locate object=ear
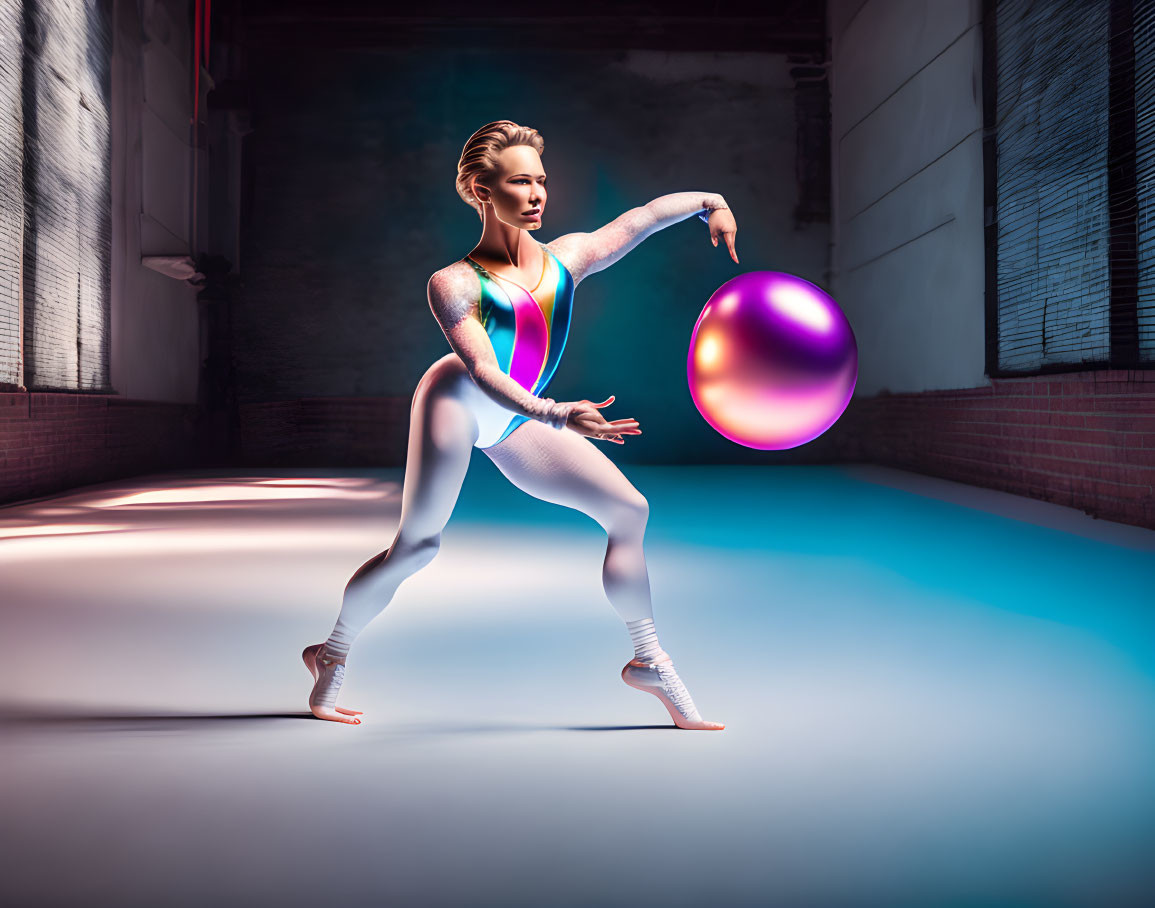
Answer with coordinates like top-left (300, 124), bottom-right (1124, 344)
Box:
top-left (471, 176), bottom-right (490, 204)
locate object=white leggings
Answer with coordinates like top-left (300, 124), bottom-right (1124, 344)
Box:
top-left (323, 353), bottom-right (654, 657)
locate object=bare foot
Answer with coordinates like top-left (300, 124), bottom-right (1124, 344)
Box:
top-left (302, 643), bottom-right (362, 724)
top-left (621, 657), bottom-right (725, 731)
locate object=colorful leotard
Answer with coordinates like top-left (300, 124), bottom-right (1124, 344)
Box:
top-left (463, 246), bottom-right (574, 448)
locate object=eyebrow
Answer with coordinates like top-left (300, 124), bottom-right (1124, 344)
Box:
top-left (509, 173), bottom-right (547, 178)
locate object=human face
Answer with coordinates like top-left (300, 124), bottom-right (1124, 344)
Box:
top-left (474, 145), bottom-right (547, 230)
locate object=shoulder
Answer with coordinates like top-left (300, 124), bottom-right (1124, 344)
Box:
top-left (541, 234), bottom-right (591, 285)
top-left (427, 260), bottom-right (481, 329)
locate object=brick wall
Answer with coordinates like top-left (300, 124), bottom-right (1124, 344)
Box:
top-left (237, 397), bottom-right (409, 467)
top-left (231, 370), bottom-right (1154, 530)
top-left (0, 391), bottom-right (201, 506)
top-left (832, 370), bottom-right (1155, 529)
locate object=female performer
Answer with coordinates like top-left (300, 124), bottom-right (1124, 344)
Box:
top-left (303, 120), bottom-right (738, 730)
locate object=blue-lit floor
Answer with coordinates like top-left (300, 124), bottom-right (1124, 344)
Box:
top-left (0, 461), bottom-right (1153, 907)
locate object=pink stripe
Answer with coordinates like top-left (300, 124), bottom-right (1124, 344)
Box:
top-left (507, 284), bottom-right (549, 390)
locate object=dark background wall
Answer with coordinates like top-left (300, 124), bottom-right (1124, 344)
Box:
top-left (235, 43), bottom-right (830, 464)
top-left (2, 0), bottom-right (1149, 530)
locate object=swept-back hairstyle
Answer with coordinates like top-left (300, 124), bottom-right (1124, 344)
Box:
top-left (456, 120), bottom-right (545, 221)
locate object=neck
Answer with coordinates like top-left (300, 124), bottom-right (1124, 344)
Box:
top-left (472, 208), bottom-right (539, 267)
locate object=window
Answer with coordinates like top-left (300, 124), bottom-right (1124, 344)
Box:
top-left (988, 0), bottom-right (1154, 373)
top-left (0, 0), bottom-right (112, 393)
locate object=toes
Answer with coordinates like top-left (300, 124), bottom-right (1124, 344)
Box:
top-left (673, 717), bottom-right (725, 730)
top-left (335, 707), bottom-right (364, 716)
top-left (311, 708), bottom-right (361, 725)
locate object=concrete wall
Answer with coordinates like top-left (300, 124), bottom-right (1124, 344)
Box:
top-left (829, 0), bottom-right (987, 396)
top-left (108, 0), bottom-right (200, 404)
top-left (825, 0), bottom-right (1155, 531)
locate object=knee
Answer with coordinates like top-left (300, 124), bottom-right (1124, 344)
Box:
top-left (355, 533), bottom-right (441, 589)
top-left (396, 533), bottom-right (442, 572)
top-left (607, 493), bottom-right (649, 537)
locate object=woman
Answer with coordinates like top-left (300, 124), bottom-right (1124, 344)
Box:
top-left (303, 120), bottom-right (739, 730)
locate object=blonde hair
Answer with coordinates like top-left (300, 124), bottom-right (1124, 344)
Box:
top-left (456, 120), bottom-right (545, 221)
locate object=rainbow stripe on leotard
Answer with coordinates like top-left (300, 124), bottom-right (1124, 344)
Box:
top-left (463, 247), bottom-right (574, 448)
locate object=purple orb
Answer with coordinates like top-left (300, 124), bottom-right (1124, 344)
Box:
top-left (687, 271), bottom-right (857, 450)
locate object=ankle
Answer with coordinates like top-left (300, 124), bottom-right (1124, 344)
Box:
top-left (319, 644), bottom-right (348, 665)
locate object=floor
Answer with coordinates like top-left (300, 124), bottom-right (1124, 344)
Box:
top-left (1, 461), bottom-right (1153, 907)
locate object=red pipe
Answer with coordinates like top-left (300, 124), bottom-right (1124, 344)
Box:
top-left (193, 0), bottom-right (202, 122)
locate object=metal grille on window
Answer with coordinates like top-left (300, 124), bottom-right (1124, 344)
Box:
top-left (1133, 0), bottom-right (1155, 359)
top-left (995, 0), bottom-right (1111, 371)
top-left (21, 0), bottom-right (112, 392)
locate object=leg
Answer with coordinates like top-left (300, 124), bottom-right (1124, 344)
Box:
top-left (305, 356), bottom-right (479, 723)
top-left (484, 419), bottom-right (653, 622)
top-left (482, 419), bottom-right (723, 730)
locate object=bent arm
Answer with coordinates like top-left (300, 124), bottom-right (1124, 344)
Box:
top-left (556, 191), bottom-right (729, 282)
top-left (427, 270), bottom-right (572, 428)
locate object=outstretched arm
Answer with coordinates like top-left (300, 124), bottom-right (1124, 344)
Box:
top-left (550, 191), bottom-right (737, 284)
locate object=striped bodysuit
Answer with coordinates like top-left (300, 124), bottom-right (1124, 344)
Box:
top-left (463, 246), bottom-right (575, 448)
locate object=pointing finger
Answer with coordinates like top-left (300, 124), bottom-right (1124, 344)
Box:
top-left (725, 232), bottom-right (739, 264)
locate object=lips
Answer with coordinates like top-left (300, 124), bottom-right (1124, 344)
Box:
top-left (524, 209), bottom-right (540, 216)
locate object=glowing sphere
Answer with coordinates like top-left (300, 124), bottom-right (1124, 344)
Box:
top-left (687, 271), bottom-right (857, 450)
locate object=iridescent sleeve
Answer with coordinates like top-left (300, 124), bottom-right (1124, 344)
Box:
top-left (646, 192), bottom-right (729, 228)
top-left (559, 192), bottom-right (730, 282)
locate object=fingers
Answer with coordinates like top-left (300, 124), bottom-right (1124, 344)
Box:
top-left (583, 422), bottom-right (638, 444)
top-left (593, 421), bottom-right (640, 444)
top-left (712, 230), bottom-right (738, 262)
top-left (573, 398), bottom-right (643, 444)
top-left (594, 417), bottom-right (639, 431)
top-left (725, 232), bottom-right (739, 264)
top-left (591, 422), bottom-right (637, 436)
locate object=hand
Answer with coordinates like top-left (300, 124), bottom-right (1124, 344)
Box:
top-left (707, 208), bottom-right (739, 264)
top-left (564, 395), bottom-right (642, 445)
